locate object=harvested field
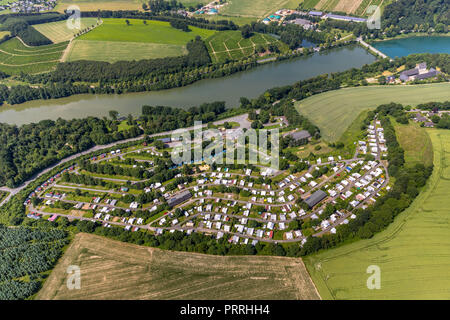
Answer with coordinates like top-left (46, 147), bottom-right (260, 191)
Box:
top-left (36, 233), bottom-right (321, 300)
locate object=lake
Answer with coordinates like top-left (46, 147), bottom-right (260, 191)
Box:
top-left (0, 45), bottom-right (376, 125)
top-left (373, 36), bottom-right (450, 58)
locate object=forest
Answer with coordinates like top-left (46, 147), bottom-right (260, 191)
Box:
top-left (34, 37), bottom-right (211, 83)
top-left (382, 0), bottom-right (449, 31)
top-left (0, 225), bottom-right (68, 300)
top-left (1, 18), bottom-right (52, 46)
top-left (0, 117), bottom-right (142, 187)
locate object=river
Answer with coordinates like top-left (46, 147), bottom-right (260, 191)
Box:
top-left (0, 45), bottom-right (376, 125)
top-left (372, 36), bottom-right (450, 58)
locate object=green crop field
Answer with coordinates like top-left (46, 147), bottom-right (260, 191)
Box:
top-left (304, 128), bottom-right (450, 299)
top-left (64, 18), bottom-right (216, 62)
top-left (36, 233), bottom-right (321, 300)
top-left (206, 30), bottom-right (287, 63)
top-left (393, 120), bottom-right (433, 167)
top-left (0, 38), bottom-right (67, 74)
top-left (220, 0), bottom-right (297, 18)
top-left (32, 18), bottom-right (100, 43)
top-left (295, 83), bottom-right (450, 142)
top-left (78, 18), bottom-right (216, 44)
top-left (65, 40), bottom-right (188, 62)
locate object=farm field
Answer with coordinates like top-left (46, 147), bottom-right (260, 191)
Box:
top-left (78, 18), bottom-right (216, 44)
top-left (304, 129), bottom-right (450, 299)
top-left (36, 233), bottom-right (321, 300)
top-left (295, 83), bottom-right (450, 142)
top-left (64, 18), bottom-right (216, 62)
top-left (393, 120), bottom-right (433, 167)
top-left (219, 0), bottom-right (298, 18)
top-left (32, 18), bottom-right (100, 43)
top-left (302, 0), bottom-right (392, 16)
top-left (65, 40), bottom-right (187, 62)
top-left (55, 0), bottom-right (143, 12)
top-left (206, 30), bottom-right (287, 63)
top-left (0, 38), bottom-right (67, 74)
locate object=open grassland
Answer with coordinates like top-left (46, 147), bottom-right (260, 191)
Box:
top-left (220, 0), bottom-right (296, 18)
top-left (66, 40), bottom-right (187, 62)
top-left (78, 18), bottom-right (216, 44)
top-left (36, 233), bottom-right (321, 300)
top-left (304, 129), bottom-right (450, 299)
top-left (32, 18), bottom-right (100, 43)
top-left (65, 18), bottom-right (216, 62)
top-left (295, 83), bottom-right (450, 142)
top-left (56, 0), bottom-right (143, 12)
top-left (206, 30), bottom-right (286, 63)
top-left (393, 120), bottom-right (433, 167)
top-left (0, 38), bottom-right (67, 74)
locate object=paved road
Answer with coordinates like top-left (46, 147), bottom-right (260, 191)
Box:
top-left (0, 113), bottom-right (253, 206)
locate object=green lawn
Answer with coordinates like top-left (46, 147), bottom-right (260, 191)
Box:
top-left (0, 38), bottom-right (67, 74)
top-left (32, 18), bottom-right (100, 43)
top-left (304, 129), bottom-right (450, 300)
top-left (393, 119), bottom-right (433, 167)
top-left (295, 83), bottom-right (450, 142)
top-left (78, 18), bottom-right (217, 45)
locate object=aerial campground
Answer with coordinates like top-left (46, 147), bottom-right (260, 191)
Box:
top-left (0, 0), bottom-right (448, 307)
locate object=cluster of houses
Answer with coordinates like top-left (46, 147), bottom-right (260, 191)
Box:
top-left (412, 110), bottom-right (438, 127)
top-left (191, 1), bottom-right (225, 16)
top-left (358, 120), bottom-right (388, 157)
top-left (2, 0), bottom-right (56, 13)
top-left (24, 165), bottom-right (75, 207)
top-left (399, 62), bottom-right (440, 82)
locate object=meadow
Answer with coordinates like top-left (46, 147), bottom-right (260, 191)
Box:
top-left (295, 83), bottom-right (450, 142)
top-left (64, 18), bottom-right (216, 62)
top-left (220, 0), bottom-right (299, 18)
top-left (32, 18), bottom-right (100, 43)
top-left (78, 18), bottom-right (216, 44)
top-left (36, 233), bottom-right (321, 300)
top-left (0, 38), bottom-right (67, 74)
top-left (206, 30), bottom-right (286, 63)
top-left (66, 40), bottom-right (187, 62)
top-left (304, 128), bottom-right (450, 299)
top-left (393, 119), bottom-right (433, 167)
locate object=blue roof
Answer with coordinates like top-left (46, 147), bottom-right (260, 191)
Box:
top-left (326, 14), bottom-right (366, 22)
top-left (309, 11), bottom-right (323, 16)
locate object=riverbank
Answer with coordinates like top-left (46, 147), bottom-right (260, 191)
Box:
top-left (371, 35), bottom-right (450, 58)
top-left (368, 32), bottom-right (450, 44)
top-left (0, 45), bottom-right (376, 125)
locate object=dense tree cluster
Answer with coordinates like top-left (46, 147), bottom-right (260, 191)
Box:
top-left (0, 18), bottom-right (52, 46)
top-left (141, 101), bottom-right (226, 133)
top-left (146, 0), bottom-right (185, 13)
top-left (382, 0), bottom-right (449, 31)
top-left (299, 106), bottom-right (433, 255)
top-left (39, 37), bottom-right (211, 83)
top-left (170, 19), bottom-right (190, 32)
top-left (0, 225), bottom-right (68, 300)
top-left (0, 117), bottom-right (142, 187)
